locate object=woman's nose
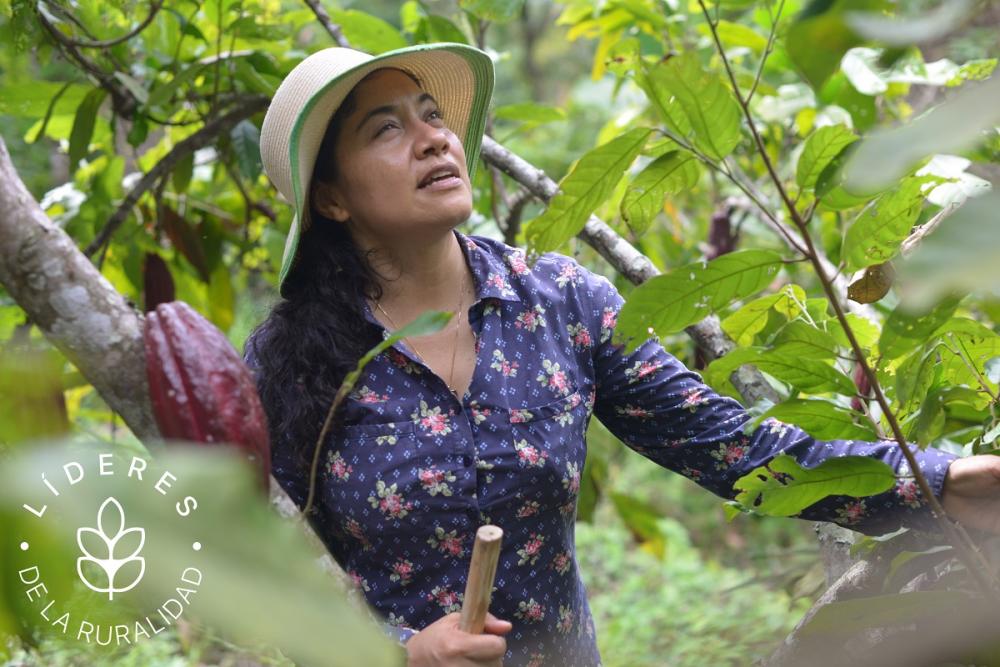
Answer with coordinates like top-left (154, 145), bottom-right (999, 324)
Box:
top-left (414, 121), bottom-right (450, 157)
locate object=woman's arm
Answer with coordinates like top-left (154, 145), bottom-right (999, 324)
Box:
top-left (581, 266), bottom-right (957, 536)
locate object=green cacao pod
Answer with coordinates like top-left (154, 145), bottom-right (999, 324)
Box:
top-left (144, 301), bottom-right (270, 492)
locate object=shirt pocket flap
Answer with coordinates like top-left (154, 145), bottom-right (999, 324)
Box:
top-left (339, 420), bottom-right (417, 440)
top-left (509, 390), bottom-right (584, 424)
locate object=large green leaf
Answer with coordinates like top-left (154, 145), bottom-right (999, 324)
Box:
top-left (878, 296), bottom-right (962, 361)
top-left (758, 399), bottom-right (879, 440)
top-left (734, 454), bottom-right (895, 516)
top-left (638, 53), bottom-right (742, 161)
top-left (328, 9), bottom-right (407, 54)
top-left (620, 151), bottom-right (699, 234)
top-left (722, 284), bottom-right (806, 347)
top-left (0, 81), bottom-right (91, 118)
top-left (616, 250), bottom-right (785, 352)
top-left (68, 88), bottom-right (107, 168)
top-left (771, 321), bottom-right (840, 360)
top-left (796, 124), bottom-right (857, 191)
top-left (842, 176), bottom-right (929, 272)
top-left (754, 350), bottom-right (857, 395)
top-left (525, 127), bottom-right (652, 255)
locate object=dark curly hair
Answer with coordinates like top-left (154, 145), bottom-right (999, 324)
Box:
top-left (245, 67), bottom-right (423, 479)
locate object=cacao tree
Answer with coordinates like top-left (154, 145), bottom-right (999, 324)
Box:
top-left (1, 0), bottom-right (999, 664)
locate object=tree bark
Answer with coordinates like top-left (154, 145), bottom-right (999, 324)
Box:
top-left (0, 137), bottom-right (157, 439)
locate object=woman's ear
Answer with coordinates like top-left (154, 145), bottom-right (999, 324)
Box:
top-left (311, 180), bottom-right (351, 223)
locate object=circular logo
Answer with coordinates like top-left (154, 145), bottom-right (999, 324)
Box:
top-left (11, 445), bottom-right (205, 648)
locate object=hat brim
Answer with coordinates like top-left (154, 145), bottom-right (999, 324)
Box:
top-left (273, 43), bottom-right (494, 292)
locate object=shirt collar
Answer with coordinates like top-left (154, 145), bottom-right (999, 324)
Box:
top-left (361, 229), bottom-right (522, 331)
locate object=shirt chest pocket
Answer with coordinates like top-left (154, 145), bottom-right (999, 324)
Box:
top-left (322, 418), bottom-right (470, 536)
top-left (501, 388), bottom-right (590, 506)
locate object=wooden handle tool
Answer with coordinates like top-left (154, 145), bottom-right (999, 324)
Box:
top-left (458, 524), bottom-right (503, 633)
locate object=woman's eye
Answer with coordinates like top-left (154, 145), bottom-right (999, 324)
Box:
top-left (375, 121), bottom-right (397, 137)
top-left (428, 109), bottom-right (444, 122)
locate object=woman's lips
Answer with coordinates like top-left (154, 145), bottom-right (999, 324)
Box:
top-left (419, 175), bottom-right (463, 192)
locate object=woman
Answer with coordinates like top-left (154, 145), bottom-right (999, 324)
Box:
top-left (245, 43), bottom-right (1000, 667)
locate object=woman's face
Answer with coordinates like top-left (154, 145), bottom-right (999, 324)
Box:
top-left (312, 68), bottom-right (474, 241)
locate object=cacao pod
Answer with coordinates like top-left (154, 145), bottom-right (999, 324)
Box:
top-left (144, 301), bottom-right (270, 491)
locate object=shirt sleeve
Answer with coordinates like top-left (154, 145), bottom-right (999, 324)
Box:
top-left (583, 267), bottom-right (957, 536)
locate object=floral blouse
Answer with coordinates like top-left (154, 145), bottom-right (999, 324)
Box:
top-left (245, 229), bottom-right (955, 667)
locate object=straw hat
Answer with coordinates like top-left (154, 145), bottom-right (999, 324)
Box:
top-left (259, 43), bottom-right (495, 293)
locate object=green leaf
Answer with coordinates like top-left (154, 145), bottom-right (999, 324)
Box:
top-left (722, 284), bottom-right (807, 347)
top-left (703, 347), bottom-right (767, 399)
top-left (772, 321), bottom-right (840, 360)
top-left (418, 15), bottom-right (468, 44)
top-left (620, 151), bottom-right (699, 234)
top-left (754, 351), bottom-right (857, 395)
top-left (895, 343), bottom-right (941, 412)
top-left (938, 329), bottom-right (1000, 396)
top-left (231, 119), bottom-right (262, 182)
top-left (842, 176), bottom-right (928, 273)
top-left (616, 250), bottom-right (785, 351)
top-left (878, 295), bottom-right (962, 361)
top-left (758, 399), bottom-right (879, 440)
top-left (796, 124), bottom-right (857, 191)
top-left (68, 88), bottom-right (107, 168)
top-left (113, 72), bottom-right (149, 106)
top-left (638, 53), bottom-right (743, 161)
top-left (329, 9), bottom-right (407, 54)
top-left (830, 313), bottom-right (880, 351)
top-left (146, 64), bottom-right (207, 110)
top-left (459, 0), bottom-right (525, 23)
top-left (734, 454), bottom-right (895, 517)
top-left (26, 80), bottom-right (72, 144)
top-left (786, 0), bottom-right (888, 91)
top-left (525, 127), bottom-right (652, 255)
top-left (696, 20), bottom-right (768, 53)
top-left (0, 81), bottom-right (90, 117)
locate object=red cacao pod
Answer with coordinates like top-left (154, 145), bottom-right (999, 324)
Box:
top-left (144, 301), bottom-right (270, 492)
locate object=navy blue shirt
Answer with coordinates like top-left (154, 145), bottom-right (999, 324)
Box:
top-left (246, 230), bottom-right (955, 667)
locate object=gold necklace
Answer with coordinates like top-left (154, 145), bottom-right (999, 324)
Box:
top-left (373, 275), bottom-right (470, 398)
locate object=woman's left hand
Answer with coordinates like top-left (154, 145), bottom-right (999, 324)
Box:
top-left (940, 455), bottom-right (1000, 534)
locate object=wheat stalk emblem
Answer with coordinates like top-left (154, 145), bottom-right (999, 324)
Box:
top-left (76, 496), bottom-right (146, 600)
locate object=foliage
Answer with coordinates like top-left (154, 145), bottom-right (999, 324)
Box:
top-left (576, 505), bottom-right (812, 667)
top-left (2, 0), bottom-right (1000, 663)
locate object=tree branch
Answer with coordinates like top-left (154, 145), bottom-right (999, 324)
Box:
top-left (303, 0), bottom-right (351, 48)
top-left (0, 137), bottom-right (156, 438)
top-left (697, 0), bottom-right (998, 593)
top-left (42, 0), bottom-right (166, 49)
top-left (84, 97), bottom-right (269, 257)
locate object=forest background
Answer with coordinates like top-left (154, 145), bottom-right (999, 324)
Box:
top-left (0, 0), bottom-right (999, 665)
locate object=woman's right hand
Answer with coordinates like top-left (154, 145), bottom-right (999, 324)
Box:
top-left (405, 612), bottom-right (511, 667)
